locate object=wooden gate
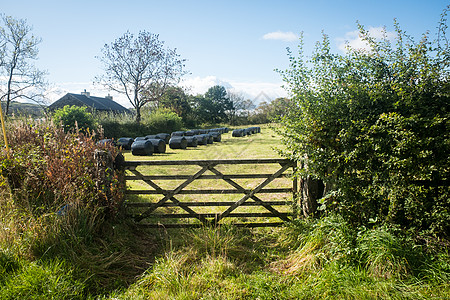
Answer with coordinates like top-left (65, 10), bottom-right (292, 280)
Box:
top-left (123, 158), bottom-right (298, 228)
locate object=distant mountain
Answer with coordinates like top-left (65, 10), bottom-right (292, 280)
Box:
top-left (2, 101), bottom-right (46, 117)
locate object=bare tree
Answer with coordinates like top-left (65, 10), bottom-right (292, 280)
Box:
top-left (0, 15), bottom-right (48, 116)
top-left (96, 31), bottom-right (187, 123)
top-left (227, 91), bottom-right (256, 124)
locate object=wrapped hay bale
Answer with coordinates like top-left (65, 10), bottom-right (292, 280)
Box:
top-left (210, 132), bottom-right (221, 142)
top-left (171, 131), bottom-right (185, 137)
top-left (232, 129), bottom-right (245, 137)
top-left (185, 136), bottom-right (198, 147)
top-left (205, 134), bottom-right (214, 144)
top-left (156, 133), bottom-right (170, 143)
top-left (117, 137), bottom-right (134, 150)
top-left (98, 139), bottom-right (116, 146)
top-left (195, 135), bottom-right (208, 145)
top-left (131, 140), bottom-right (154, 156)
top-left (147, 138), bottom-right (166, 153)
top-left (169, 136), bottom-right (188, 149)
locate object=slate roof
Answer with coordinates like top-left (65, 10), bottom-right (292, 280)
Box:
top-left (49, 93), bottom-right (130, 113)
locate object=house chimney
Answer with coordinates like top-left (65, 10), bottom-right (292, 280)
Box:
top-left (105, 94), bottom-right (113, 100)
top-left (81, 89), bottom-right (90, 97)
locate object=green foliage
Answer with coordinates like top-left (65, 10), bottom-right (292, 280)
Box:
top-left (191, 85), bottom-right (234, 124)
top-left (249, 98), bottom-right (292, 124)
top-left (95, 108), bottom-right (183, 139)
top-left (52, 105), bottom-right (95, 132)
top-left (277, 16), bottom-right (450, 236)
top-left (108, 217), bottom-right (450, 299)
top-left (0, 118), bottom-right (122, 216)
top-left (141, 107), bottom-right (183, 133)
top-left (159, 86), bottom-right (193, 123)
top-left (0, 259), bottom-right (86, 300)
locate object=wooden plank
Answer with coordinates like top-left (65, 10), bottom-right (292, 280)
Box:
top-left (135, 212), bottom-right (293, 218)
top-left (125, 173), bottom-right (292, 180)
top-left (136, 222), bottom-right (286, 228)
top-left (123, 158), bottom-right (292, 167)
top-left (126, 201), bottom-right (293, 207)
top-left (125, 188), bottom-right (292, 195)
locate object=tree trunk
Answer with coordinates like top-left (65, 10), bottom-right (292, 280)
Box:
top-left (135, 106), bottom-right (141, 124)
top-left (300, 176), bottom-right (324, 217)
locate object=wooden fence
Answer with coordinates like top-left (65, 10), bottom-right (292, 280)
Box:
top-left (123, 158), bottom-right (298, 228)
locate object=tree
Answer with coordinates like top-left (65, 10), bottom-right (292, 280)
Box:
top-left (96, 31), bottom-right (186, 123)
top-left (159, 86), bottom-right (192, 121)
top-left (227, 92), bottom-right (256, 125)
top-left (204, 85), bottom-right (233, 123)
top-left (0, 14), bottom-right (48, 116)
top-left (249, 98), bottom-right (291, 124)
top-left (277, 14), bottom-right (450, 236)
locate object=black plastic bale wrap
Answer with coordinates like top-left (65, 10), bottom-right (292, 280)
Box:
top-left (205, 134), bottom-right (214, 144)
top-left (211, 132), bottom-right (222, 142)
top-left (145, 134), bottom-right (158, 140)
top-left (232, 129), bottom-right (244, 137)
top-left (117, 137), bottom-right (134, 150)
top-left (184, 130), bottom-right (195, 136)
top-left (98, 139), bottom-right (116, 146)
top-left (185, 136), bottom-right (198, 147)
top-left (156, 133), bottom-right (170, 143)
top-left (195, 134), bottom-right (208, 145)
top-left (134, 136), bottom-right (147, 141)
top-left (171, 131), bottom-right (185, 137)
top-left (131, 140), bottom-right (154, 156)
top-left (169, 136), bottom-right (188, 149)
top-left (147, 139), bottom-right (166, 153)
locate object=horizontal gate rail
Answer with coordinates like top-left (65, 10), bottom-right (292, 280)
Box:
top-left (123, 158), bottom-right (298, 228)
top-left (126, 200), bottom-right (292, 207)
top-left (126, 188), bottom-right (292, 195)
top-left (124, 158), bottom-right (290, 167)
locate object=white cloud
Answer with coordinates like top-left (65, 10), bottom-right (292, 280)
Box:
top-left (263, 31), bottom-right (298, 42)
top-left (180, 76), bottom-right (232, 95)
top-left (45, 76), bottom-right (287, 109)
top-left (337, 27), bottom-right (396, 52)
top-left (180, 76), bottom-right (287, 104)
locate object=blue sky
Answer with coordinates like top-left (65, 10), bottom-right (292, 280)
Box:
top-left (1, 0), bottom-right (449, 107)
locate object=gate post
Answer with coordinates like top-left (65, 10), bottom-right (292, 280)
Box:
top-left (292, 160), bottom-right (300, 217)
top-left (94, 150), bottom-right (114, 205)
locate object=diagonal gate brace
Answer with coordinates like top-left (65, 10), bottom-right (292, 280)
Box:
top-left (131, 164), bottom-right (215, 225)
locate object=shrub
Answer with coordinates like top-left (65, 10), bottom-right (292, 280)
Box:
top-left (95, 108), bottom-right (183, 139)
top-left (52, 105), bottom-right (96, 133)
top-left (141, 107), bottom-right (183, 133)
top-left (1, 118), bottom-right (123, 217)
top-left (277, 14), bottom-right (450, 237)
